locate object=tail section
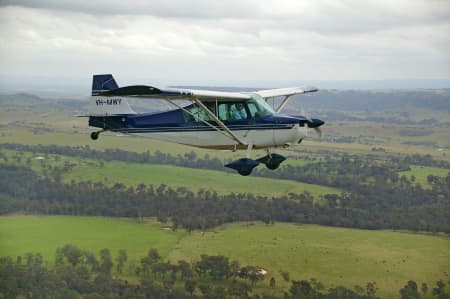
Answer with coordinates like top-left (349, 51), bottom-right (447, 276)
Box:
top-left (92, 74), bottom-right (119, 96)
top-left (89, 74), bottom-right (136, 116)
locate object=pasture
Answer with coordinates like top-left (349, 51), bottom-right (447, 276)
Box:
top-left (169, 222), bottom-right (450, 298)
top-left (1, 216), bottom-right (448, 299)
top-left (0, 149), bottom-right (340, 197)
top-left (0, 215), bottom-right (185, 264)
top-left (399, 165), bottom-right (449, 188)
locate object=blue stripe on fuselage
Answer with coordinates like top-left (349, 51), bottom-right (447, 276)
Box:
top-left (112, 124), bottom-right (295, 134)
top-left (89, 107), bottom-right (303, 132)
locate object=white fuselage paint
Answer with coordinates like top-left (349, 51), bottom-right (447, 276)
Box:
top-left (128, 125), bottom-right (307, 150)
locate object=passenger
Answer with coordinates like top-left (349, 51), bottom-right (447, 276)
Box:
top-left (232, 103), bottom-right (247, 120)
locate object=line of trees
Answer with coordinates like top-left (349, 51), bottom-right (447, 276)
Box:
top-left (2, 244), bottom-right (448, 299)
top-left (1, 143), bottom-right (449, 178)
top-left (0, 163), bottom-right (449, 232)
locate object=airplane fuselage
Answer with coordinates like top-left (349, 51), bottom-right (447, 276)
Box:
top-left (89, 107), bottom-right (313, 150)
top-left (87, 74), bottom-right (324, 175)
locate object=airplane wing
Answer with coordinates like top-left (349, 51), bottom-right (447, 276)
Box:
top-left (98, 84), bottom-right (317, 101)
top-left (97, 85), bottom-right (251, 145)
top-left (98, 85), bottom-right (251, 100)
top-left (255, 86), bottom-right (318, 99)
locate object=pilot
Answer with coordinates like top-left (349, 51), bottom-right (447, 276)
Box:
top-left (232, 104), bottom-right (247, 120)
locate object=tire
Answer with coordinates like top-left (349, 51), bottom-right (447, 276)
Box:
top-left (90, 132), bottom-right (99, 140)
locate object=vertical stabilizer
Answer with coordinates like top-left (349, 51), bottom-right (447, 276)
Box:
top-left (92, 74), bottom-right (119, 96)
top-left (89, 74), bottom-right (136, 115)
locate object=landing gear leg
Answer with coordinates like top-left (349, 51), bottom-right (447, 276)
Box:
top-left (246, 143), bottom-right (253, 158)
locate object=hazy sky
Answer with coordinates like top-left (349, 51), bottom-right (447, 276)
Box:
top-left (0, 0), bottom-right (449, 86)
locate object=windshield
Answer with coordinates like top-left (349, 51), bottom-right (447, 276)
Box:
top-left (246, 93), bottom-right (275, 118)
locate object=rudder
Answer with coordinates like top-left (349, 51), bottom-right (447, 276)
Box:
top-left (89, 74), bottom-right (136, 116)
top-left (92, 74), bottom-right (119, 96)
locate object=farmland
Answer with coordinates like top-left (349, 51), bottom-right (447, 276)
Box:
top-left (0, 148), bottom-right (339, 197)
top-left (0, 91), bottom-right (449, 298)
top-left (1, 215), bottom-right (449, 298)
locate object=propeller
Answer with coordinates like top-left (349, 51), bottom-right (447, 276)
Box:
top-left (314, 126), bottom-right (323, 137)
top-left (301, 105), bottom-right (323, 137)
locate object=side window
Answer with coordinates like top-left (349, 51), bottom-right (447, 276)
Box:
top-left (218, 103), bottom-right (230, 121)
top-left (231, 103), bottom-right (247, 120)
top-left (247, 102), bottom-right (261, 119)
top-left (218, 103), bottom-right (248, 121)
top-left (183, 103), bottom-right (215, 123)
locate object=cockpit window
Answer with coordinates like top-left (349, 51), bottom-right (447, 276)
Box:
top-left (246, 94), bottom-right (275, 118)
top-left (218, 103), bottom-right (248, 121)
top-left (182, 96), bottom-right (274, 123)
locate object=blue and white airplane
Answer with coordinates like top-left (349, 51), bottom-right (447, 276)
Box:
top-left (87, 74), bottom-right (324, 175)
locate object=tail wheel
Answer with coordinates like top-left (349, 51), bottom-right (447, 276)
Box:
top-left (90, 132), bottom-right (99, 140)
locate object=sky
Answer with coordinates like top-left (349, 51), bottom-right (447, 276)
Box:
top-left (0, 0), bottom-right (449, 91)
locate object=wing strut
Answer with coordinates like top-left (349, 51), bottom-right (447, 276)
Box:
top-left (274, 95), bottom-right (292, 113)
top-left (192, 98), bottom-right (247, 146)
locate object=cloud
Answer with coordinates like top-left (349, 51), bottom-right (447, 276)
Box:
top-left (0, 0), bottom-right (449, 83)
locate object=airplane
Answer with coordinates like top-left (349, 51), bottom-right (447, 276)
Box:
top-left (86, 74), bottom-right (324, 176)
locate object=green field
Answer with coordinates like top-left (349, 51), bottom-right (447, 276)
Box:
top-left (1, 96), bottom-right (450, 298)
top-left (0, 215), bottom-right (185, 263)
top-left (399, 165), bottom-right (449, 188)
top-left (169, 222), bottom-right (450, 298)
top-left (0, 148), bottom-right (340, 197)
top-left (67, 160), bottom-right (339, 197)
top-left (1, 216), bottom-right (448, 298)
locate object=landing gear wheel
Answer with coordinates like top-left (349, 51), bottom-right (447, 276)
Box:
top-left (225, 158), bottom-right (259, 176)
top-left (266, 159), bottom-right (281, 170)
top-left (256, 153), bottom-right (286, 170)
top-left (238, 169), bottom-right (252, 176)
top-left (90, 132), bottom-right (99, 140)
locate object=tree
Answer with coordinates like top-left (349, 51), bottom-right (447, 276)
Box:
top-left (148, 248), bottom-right (161, 264)
top-left (354, 285), bottom-right (365, 295)
top-left (228, 280), bottom-right (252, 299)
top-left (116, 249), bottom-right (127, 274)
top-left (195, 255), bottom-right (230, 280)
top-left (178, 260), bottom-right (193, 279)
top-left (55, 248), bottom-right (64, 266)
top-left (366, 281), bottom-right (378, 298)
top-left (280, 271), bottom-right (290, 282)
top-left (83, 251), bottom-right (99, 272)
top-left (432, 280), bottom-right (450, 299)
top-left (61, 244), bottom-right (83, 267)
top-left (400, 280), bottom-right (419, 299)
top-left (230, 260), bottom-right (240, 277)
top-left (239, 266), bottom-right (264, 285)
top-left (310, 278), bottom-right (324, 291)
top-left (270, 277), bottom-right (276, 288)
top-left (290, 280), bottom-right (317, 299)
top-left (99, 248), bottom-right (113, 275)
top-left (421, 283), bottom-right (428, 296)
top-left (141, 248), bottom-right (161, 276)
top-left (185, 279), bottom-right (196, 296)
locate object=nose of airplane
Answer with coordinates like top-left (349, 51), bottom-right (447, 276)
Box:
top-left (307, 118), bottom-right (324, 128)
